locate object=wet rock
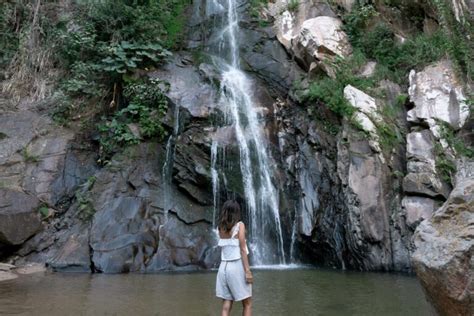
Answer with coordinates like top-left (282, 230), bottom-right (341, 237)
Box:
top-left (408, 60), bottom-right (469, 130)
top-left (0, 189), bottom-right (42, 246)
top-left (412, 177), bottom-right (474, 316)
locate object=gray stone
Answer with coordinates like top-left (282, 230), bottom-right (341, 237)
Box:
top-left (146, 215), bottom-right (218, 271)
top-left (412, 178), bottom-right (474, 316)
top-left (47, 225), bottom-right (91, 272)
top-left (408, 60), bottom-right (469, 130)
top-left (401, 196), bottom-right (436, 228)
top-left (403, 172), bottom-right (451, 199)
top-left (90, 196), bottom-right (158, 273)
top-left (0, 189), bottom-right (42, 245)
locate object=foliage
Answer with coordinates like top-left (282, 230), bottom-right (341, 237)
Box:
top-left (343, 3), bottom-right (451, 84)
top-left (97, 78), bottom-right (168, 162)
top-left (303, 51), bottom-right (372, 118)
top-left (21, 147), bottom-right (40, 163)
top-left (434, 143), bottom-right (457, 184)
top-left (249, 0), bottom-right (268, 18)
top-left (430, 0), bottom-right (474, 82)
top-left (61, 61), bottom-right (106, 97)
top-left (76, 176), bottom-right (96, 221)
top-left (438, 121), bottom-right (474, 158)
top-left (38, 205), bottom-right (49, 218)
top-left (287, 0), bottom-right (299, 12)
top-left (100, 41), bottom-right (171, 76)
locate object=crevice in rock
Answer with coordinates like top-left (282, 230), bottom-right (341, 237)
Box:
top-left (168, 209), bottom-right (211, 225)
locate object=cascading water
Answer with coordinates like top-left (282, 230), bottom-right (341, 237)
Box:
top-left (162, 105), bottom-right (180, 221)
top-left (209, 0), bottom-right (286, 265)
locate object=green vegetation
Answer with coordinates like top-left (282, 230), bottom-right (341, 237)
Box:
top-left (21, 147), bottom-right (40, 163)
top-left (287, 0), bottom-right (299, 12)
top-left (38, 205), bottom-right (50, 219)
top-left (304, 0), bottom-right (472, 156)
top-left (1, 0), bottom-right (189, 159)
top-left (343, 3), bottom-right (450, 84)
top-left (438, 121), bottom-right (474, 158)
top-left (434, 143), bottom-right (457, 184)
top-left (430, 0), bottom-right (474, 82)
top-left (76, 176), bottom-right (96, 221)
top-left (303, 51), bottom-right (370, 118)
top-left (97, 78), bottom-right (169, 163)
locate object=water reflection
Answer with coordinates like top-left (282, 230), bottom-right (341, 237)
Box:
top-left (0, 269), bottom-right (432, 315)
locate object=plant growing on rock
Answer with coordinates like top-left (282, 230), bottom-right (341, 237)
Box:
top-left (21, 147), bottom-right (40, 163)
top-left (97, 78), bottom-right (169, 163)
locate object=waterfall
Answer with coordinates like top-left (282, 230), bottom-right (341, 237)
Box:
top-left (210, 0), bottom-right (286, 265)
top-left (211, 139), bottom-right (219, 228)
top-left (289, 210), bottom-right (298, 262)
top-left (162, 105), bottom-right (180, 221)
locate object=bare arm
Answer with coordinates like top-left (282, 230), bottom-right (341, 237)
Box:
top-left (238, 222), bottom-right (253, 283)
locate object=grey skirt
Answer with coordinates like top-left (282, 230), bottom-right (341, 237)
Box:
top-left (216, 259), bottom-right (252, 301)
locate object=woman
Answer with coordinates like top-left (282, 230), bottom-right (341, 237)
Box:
top-left (216, 200), bottom-right (253, 316)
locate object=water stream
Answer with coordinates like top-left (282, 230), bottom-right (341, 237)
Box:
top-left (209, 0), bottom-right (286, 266)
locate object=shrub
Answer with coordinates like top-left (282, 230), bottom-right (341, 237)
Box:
top-left (97, 78), bottom-right (169, 162)
top-left (303, 51), bottom-right (372, 118)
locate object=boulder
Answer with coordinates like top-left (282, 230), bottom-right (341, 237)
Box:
top-left (150, 55), bottom-right (218, 118)
top-left (293, 16), bottom-right (352, 71)
top-left (47, 225), bottom-right (91, 272)
top-left (406, 130), bottom-right (436, 172)
top-left (403, 172), bottom-right (451, 199)
top-left (146, 215), bottom-right (218, 271)
top-left (412, 178), bottom-right (474, 316)
top-left (269, 0), bottom-right (336, 51)
top-left (90, 196), bottom-right (158, 273)
top-left (0, 189), bottom-right (42, 246)
top-left (408, 60), bottom-right (469, 130)
top-left (343, 85), bottom-right (383, 155)
top-left (401, 196), bottom-right (437, 229)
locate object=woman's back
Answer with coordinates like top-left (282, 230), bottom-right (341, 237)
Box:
top-left (218, 221), bottom-right (243, 261)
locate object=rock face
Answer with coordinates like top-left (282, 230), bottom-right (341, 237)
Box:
top-left (412, 175), bottom-right (474, 316)
top-left (408, 60), bottom-right (469, 130)
top-left (0, 189), bottom-right (41, 245)
top-left (268, 1), bottom-right (350, 74)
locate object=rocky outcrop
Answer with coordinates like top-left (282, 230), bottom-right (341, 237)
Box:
top-left (268, 1), bottom-right (351, 75)
top-left (408, 60), bottom-right (469, 131)
top-left (412, 172), bottom-right (474, 316)
top-left (0, 189), bottom-right (41, 245)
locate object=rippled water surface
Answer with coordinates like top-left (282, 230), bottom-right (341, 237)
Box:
top-left (0, 268), bottom-right (432, 315)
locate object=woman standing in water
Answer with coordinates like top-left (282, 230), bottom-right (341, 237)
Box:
top-left (216, 200), bottom-right (253, 316)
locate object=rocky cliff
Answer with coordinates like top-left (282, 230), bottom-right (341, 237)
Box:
top-left (0, 4), bottom-right (472, 312)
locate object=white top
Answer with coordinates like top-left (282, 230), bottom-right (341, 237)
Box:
top-left (218, 221), bottom-right (249, 261)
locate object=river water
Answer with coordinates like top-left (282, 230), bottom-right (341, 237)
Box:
top-left (0, 268), bottom-right (432, 315)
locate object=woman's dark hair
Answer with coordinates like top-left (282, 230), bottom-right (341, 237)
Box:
top-left (218, 200), bottom-right (241, 233)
